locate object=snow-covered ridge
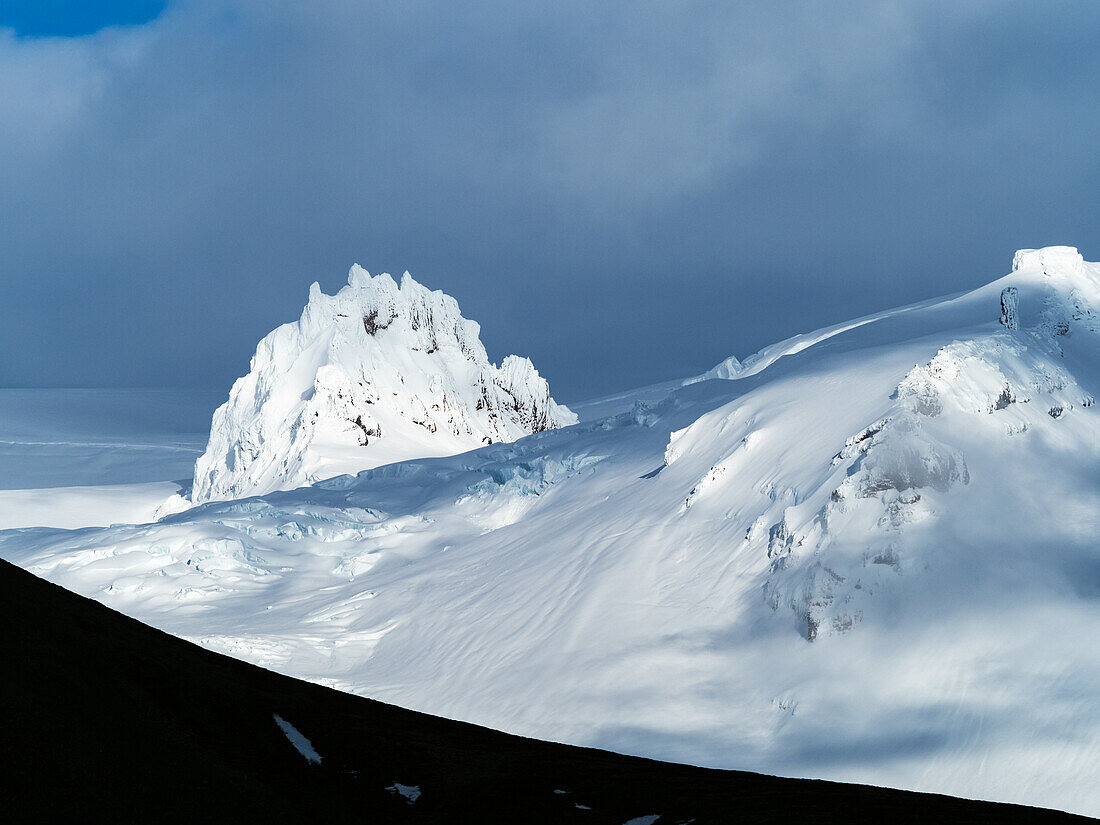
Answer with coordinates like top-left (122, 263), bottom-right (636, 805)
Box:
top-left (690, 246), bottom-right (1079, 387)
top-left (690, 245), bottom-right (1095, 387)
top-left (191, 267), bottom-right (575, 503)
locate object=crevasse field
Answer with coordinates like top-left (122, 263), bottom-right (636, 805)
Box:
top-left (3, 247), bottom-right (1099, 817)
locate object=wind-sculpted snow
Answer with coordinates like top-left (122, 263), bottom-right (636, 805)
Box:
top-left (3, 248), bottom-right (1100, 816)
top-left (191, 267), bottom-right (575, 503)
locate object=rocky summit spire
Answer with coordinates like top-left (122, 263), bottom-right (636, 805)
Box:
top-left (191, 267), bottom-right (575, 502)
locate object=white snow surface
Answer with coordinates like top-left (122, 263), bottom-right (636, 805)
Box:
top-left (3, 248), bottom-right (1100, 816)
top-left (0, 389), bottom-right (219, 529)
top-left (273, 714), bottom-right (322, 764)
top-left (191, 267), bottom-right (575, 503)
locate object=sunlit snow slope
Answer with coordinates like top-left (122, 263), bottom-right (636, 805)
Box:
top-left (3, 247), bottom-right (1099, 817)
top-left (191, 267), bottom-right (575, 503)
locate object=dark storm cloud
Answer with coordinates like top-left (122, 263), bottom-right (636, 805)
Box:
top-left (1, 1), bottom-right (1098, 400)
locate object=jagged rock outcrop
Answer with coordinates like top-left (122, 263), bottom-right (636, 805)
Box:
top-left (1000, 286), bottom-right (1019, 329)
top-left (191, 267), bottom-right (575, 502)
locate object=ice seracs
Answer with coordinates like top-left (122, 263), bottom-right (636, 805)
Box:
top-left (1011, 244), bottom-right (1084, 275)
top-left (191, 266), bottom-right (575, 503)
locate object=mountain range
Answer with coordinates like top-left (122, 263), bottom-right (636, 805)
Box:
top-left (3, 246), bottom-right (1098, 817)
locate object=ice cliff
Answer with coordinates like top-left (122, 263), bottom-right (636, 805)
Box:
top-left (191, 267), bottom-right (575, 502)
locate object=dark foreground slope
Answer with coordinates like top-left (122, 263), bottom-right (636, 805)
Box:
top-left (0, 560), bottom-right (1088, 824)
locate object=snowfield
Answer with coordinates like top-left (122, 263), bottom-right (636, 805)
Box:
top-left (0, 389), bottom-right (220, 529)
top-left (2, 247), bottom-right (1099, 817)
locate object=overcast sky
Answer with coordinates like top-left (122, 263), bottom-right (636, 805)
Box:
top-left (1, 1), bottom-right (1098, 401)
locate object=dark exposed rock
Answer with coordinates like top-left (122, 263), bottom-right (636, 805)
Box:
top-left (1000, 286), bottom-right (1019, 330)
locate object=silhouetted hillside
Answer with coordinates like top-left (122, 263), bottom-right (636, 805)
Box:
top-left (0, 559), bottom-right (1088, 824)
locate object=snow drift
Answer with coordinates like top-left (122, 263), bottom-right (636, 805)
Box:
top-left (3, 247), bottom-right (1100, 817)
top-left (191, 267), bottom-right (575, 503)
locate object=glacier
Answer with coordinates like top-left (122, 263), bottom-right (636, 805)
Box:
top-left (191, 266), bottom-right (575, 503)
top-left (0, 388), bottom-right (220, 529)
top-left (2, 247), bottom-right (1099, 816)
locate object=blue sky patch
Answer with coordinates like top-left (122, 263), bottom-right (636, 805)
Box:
top-left (0, 0), bottom-right (166, 37)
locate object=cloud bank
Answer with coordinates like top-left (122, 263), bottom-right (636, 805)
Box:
top-left (1, 1), bottom-right (1098, 399)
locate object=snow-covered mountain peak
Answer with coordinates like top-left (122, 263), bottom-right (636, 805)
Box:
top-left (1011, 245), bottom-right (1085, 276)
top-left (190, 267), bottom-right (576, 503)
top-left (296, 266), bottom-right (484, 358)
